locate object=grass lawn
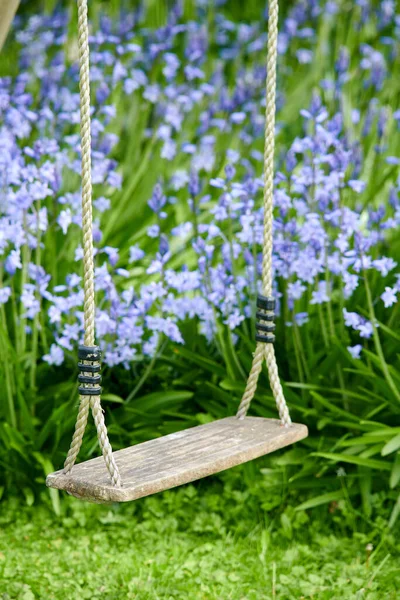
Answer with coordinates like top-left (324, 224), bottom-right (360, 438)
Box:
top-left (1, 472), bottom-right (399, 599)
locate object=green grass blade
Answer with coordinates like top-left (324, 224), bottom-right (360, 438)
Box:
top-left (312, 452), bottom-right (392, 471)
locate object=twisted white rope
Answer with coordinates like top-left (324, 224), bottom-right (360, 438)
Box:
top-left (63, 0), bottom-right (121, 486)
top-left (237, 0), bottom-right (291, 426)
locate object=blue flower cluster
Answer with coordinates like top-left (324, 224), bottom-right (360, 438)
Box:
top-left (0, 1), bottom-right (399, 369)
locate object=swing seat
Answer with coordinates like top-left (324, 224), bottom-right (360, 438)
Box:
top-left (46, 417), bottom-right (307, 503)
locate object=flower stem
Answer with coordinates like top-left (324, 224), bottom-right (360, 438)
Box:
top-left (318, 304), bottom-right (329, 349)
top-left (0, 305), bottom-right (16, 428)
top-left (30, 200), bottom-right (42, 397)
top-left (125, 337), bottom-right (166, 404)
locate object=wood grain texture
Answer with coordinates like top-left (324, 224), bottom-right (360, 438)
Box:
top-left (46, 417), bottom-right (308, 503)
top-left (0, 0), bottom-right (20, 52)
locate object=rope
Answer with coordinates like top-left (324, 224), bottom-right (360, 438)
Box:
top-left (236, 0), bottom-right (291, 426)
top-left (63, 0), bottom-right (121, 486)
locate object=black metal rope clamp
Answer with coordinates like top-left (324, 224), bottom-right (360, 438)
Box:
top-left (78, 345), bottom-right (102, 396)
top-left (255, 295), bottom-right (276, 344)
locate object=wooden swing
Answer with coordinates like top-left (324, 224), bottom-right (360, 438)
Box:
top-left (46, 0), bottom-right (308, 503)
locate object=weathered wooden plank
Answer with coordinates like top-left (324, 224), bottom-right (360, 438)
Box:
top-left (0, 0), bottom-right (20, 52)
top-left (46, 417), bottom-right (308, 503)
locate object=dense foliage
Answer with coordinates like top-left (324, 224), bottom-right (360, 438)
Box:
top-left (0, 0), bottom-right (399, 528)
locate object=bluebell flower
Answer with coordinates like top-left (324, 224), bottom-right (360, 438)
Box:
top-left (336, 47), bottom-right (349, 74)
top-left (378, 0), bottom-right (395, 27)
top-left (381, 286), bottom-right (397, 307)
top-left (181, 142), bottom-right (196, 154)
top-left (351, 110), bottom-right (361, 124)
top-left (94, 197), bottom-right (110, 213)
top-left (225, 164), bottom-right (236, 181)
top-left (163, 53), bottom-right (180, 80)
top-left (140, 282), bottom-right (166, 305)
top-left (342, 272), bottom-right (359, 298)
top-left (386, 156), bottom-right (400, 165)
top-left (103, 246), bottom-right (119, 267)
top-left (96, 81), bottom-right (110, 104)
top-left (147, 224), bottom-right (160, 238)
top-left (148, 183), bottom-right (167, 214)
top-left (107, 171), bottom-right (122, 189)
top-left (43, 344), bottom-right (64, 366)
top-left (210, 178), bottom-right (226, 189)
top-left (347, 345), bottom-right (362, 359)
top-left (159, 234), bottom-right (169, 257)
top-left (358, 321), bottom-right (373, 339)
top-left (296, 49), bottom-right (313, 64)
top-left (343, 309), bottom-right (374, 339)
top-left (224, 309), bottom-right (244, 330)
top-left (227, 149), bottom-right (240, 163)
top-left (146, 316), bottom-right (183, 344)
top-left (129, 245), bottom-right (145, 262)
top-left (21, 285), bottom-right (40, 319)
top-left (170, 170), bottom-right (189, 191)
top-left (230, 112), bottom-right (246, 124)
top-left (343, 309), bottom-right (362, 329)
top-left (184, 65), bottom-right (204, 81)
top-left (143, 84), bottom-right (160, 103)
top-left (360, 45), bottom-right (386, 90)
top-left (311, 281), bottom-right (330, 304)
top-left (347, 180), bottom-right (366, 193)
top-left (373, 257), bottom-right (397, 276)
top-left (0, 287), bottom-right (11, 304)
top-left (143, 333), bottom-right (159, 357)
top-left (48, 305), bottom-right (62, 324)
top-left (161, 138), bottom-right (176, 160)
top-left (393, 109), bottom-right (400, 128)
top-left (288, 281), bottom-right (306, 302)
top-left (5, 249), bottom-right (22, 275)
top-left (188, 171), bottom-right (200, 197)
top-left (57, 209), bottom-right (72, 234)
top-left (294, 312), bottom-right (309, 326)
top-left (66, 273), bottom-right (81, 288)
top-left (165, 270), bottom-right (201, 292)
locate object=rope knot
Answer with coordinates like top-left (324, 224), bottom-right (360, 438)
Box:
top-left (255, 295), bottom-right (276, 344)
top-left (78, 345), bottom-right (102, 396)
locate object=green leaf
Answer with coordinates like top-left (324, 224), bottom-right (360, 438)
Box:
top-left (220, 379), bottom-right (245, 392)
top-left (204, 382), bottom-right (234, 405)
top-left (23, 487), bottom-right (35, 507)
top-left (382, 434), bottom-right (400, 457)
top-left (36, 401), bottom-right (74, 449)
top-left (101, 393), bottom-right (125, 404)
top-left (341, 433), bottom-right (391, 447)
top-left (280, 513), bottom-right (293, 539)
top-left (310, 392), bottom-right (359, 422)
top-left (48, 487), bottom-right (61, 517)
top-left (375, 320), bottom-right (400, 342)
top-left (358, 466), bottom-right (372, 517)
top-left (295, 491), bottom-right (345, 511)
top-left (173, 347), bottom-right (226, 376)
top-left (388, 494), bottom-right (400, 529)
top-left (312, 452), bottom-right (391, 471)
top-left (32, 453), bottom-right (60, 515)
top-left (275, 448), bottom-right (308, 466)
top-left (216, 324), bottom-right (245, 381)
top-left (390, 454), bottom-right (400, 489)
top-left (129, 390), bottom-right (193, 412)
top-left (362, 427), bottom-right (400, 436)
